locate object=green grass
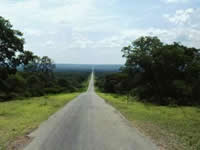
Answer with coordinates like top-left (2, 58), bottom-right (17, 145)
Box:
top-left (79, 74), bottom-right (91, 92)
top-left (0, 93), bottom-right (80, 150)
top-left (98, 92), bottom-right (200, 150)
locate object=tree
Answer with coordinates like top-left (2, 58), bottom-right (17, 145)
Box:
top-left (121, 36), bottom-right (164, 101)
top-left (0, 16), bottom-right (25, 79)
top-left (23, 55), bottom-right (41, 73)
top-left (39, 56), bottom-right (55, 75)
top-left (0, 16), bottom-right (71, 101)
top-left (121, 36), bottom-right (200, 105)
top-left (18, 50), bottom-right (35, 65)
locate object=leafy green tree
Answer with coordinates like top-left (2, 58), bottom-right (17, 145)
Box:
top-left (39, 56), bottom-right (55, 74)
top-left (18, 50), bottom-right (35, 65)
top-left (120, 36), bottom-right (200, 105)
top-left (121, 36), bottom-right (164, 102)
top-left (0, 16), bottom-right (25, 79)
top-left (23, 55), bottom-right (41, 72)
top-left (6, 73), bottom-right (26, 93)
top-left (0, 16), bottom-right (88, 101)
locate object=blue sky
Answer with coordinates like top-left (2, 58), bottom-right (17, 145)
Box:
top-left (0, 0), bottom-right (200, 64)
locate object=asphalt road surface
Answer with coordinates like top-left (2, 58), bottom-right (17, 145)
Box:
top-left (24, 72), bottom-right (158, 150)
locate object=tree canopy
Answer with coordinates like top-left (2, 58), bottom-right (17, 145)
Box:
top-left (0, 16), bottom-right (89, 101)
top-left (97, 36), bottom-right (200, 105)
top-left (0, 16), bottom-right (25, 79)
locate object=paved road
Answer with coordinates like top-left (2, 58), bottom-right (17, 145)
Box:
top-left (24, 72), bottom-right (158, 150)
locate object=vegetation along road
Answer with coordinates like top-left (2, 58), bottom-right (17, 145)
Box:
top-left (24, 72), bottom-right (158, 150)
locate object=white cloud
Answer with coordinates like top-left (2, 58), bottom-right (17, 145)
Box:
top-left (23, 28), bottom-right (43, 36)
top-left (44, 40), bottom-right (55, 47)
top-left (69, 32), bottom-right (94, 49)
top-left (164, 8), bottom-right (194, 25)
top-left (0, 0), bottom-right (199, 64)
top-left (99, 27), bottom-right (200, 48)
top-left (163, 0), bottom-right (189, 3)
top-left (67, 27), bottom-right (200, 49)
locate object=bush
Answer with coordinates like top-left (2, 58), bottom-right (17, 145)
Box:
top-left (44, 87), bottom-right (61, 94)
top-left (0, 71), bottom-right (90, 101)
top-left (6, 74), bottom-right (26, 92)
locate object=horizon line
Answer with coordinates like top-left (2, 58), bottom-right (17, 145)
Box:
top-left (55, 63), bottom-right (124, 65)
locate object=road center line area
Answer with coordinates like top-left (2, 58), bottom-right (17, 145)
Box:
top-left (24, 72), bottom-right (158, 150)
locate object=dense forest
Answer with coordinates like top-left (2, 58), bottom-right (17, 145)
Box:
top-left (0, 16), bottom-right (89, 101)
top-left (96, 36), bottom-right (200, 106)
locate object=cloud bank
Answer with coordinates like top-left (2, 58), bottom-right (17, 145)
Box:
top-left (0, 0), bottom-right (199, 64)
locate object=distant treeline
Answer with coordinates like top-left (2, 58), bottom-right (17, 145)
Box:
top-left (0, 16), bottom-right (89, 101)
top-left (56, 64), bottom-right (122, 72)
top-left (96, 36), bottom-right (200, 106)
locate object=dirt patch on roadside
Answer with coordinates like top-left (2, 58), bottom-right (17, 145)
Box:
top-left (132, 121), bottom-right (186, 150)
top-left (7, 135), bottom-right (32, 150)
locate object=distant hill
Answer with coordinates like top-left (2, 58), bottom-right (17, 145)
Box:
top-left (93, 64), bottom-right (123, 72)
top-left (55, 64), bottom-right (123, 72)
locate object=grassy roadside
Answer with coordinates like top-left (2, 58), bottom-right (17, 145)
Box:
top-left (79, 73), bottom-right (91, 92)
top-left (97, 92), bottom-right (200, 150)
top-left (0, 93), bottom-right (80, 150)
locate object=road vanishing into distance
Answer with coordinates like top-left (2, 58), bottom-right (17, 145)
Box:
top-left (25, 72), bottom-right (158, 150)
